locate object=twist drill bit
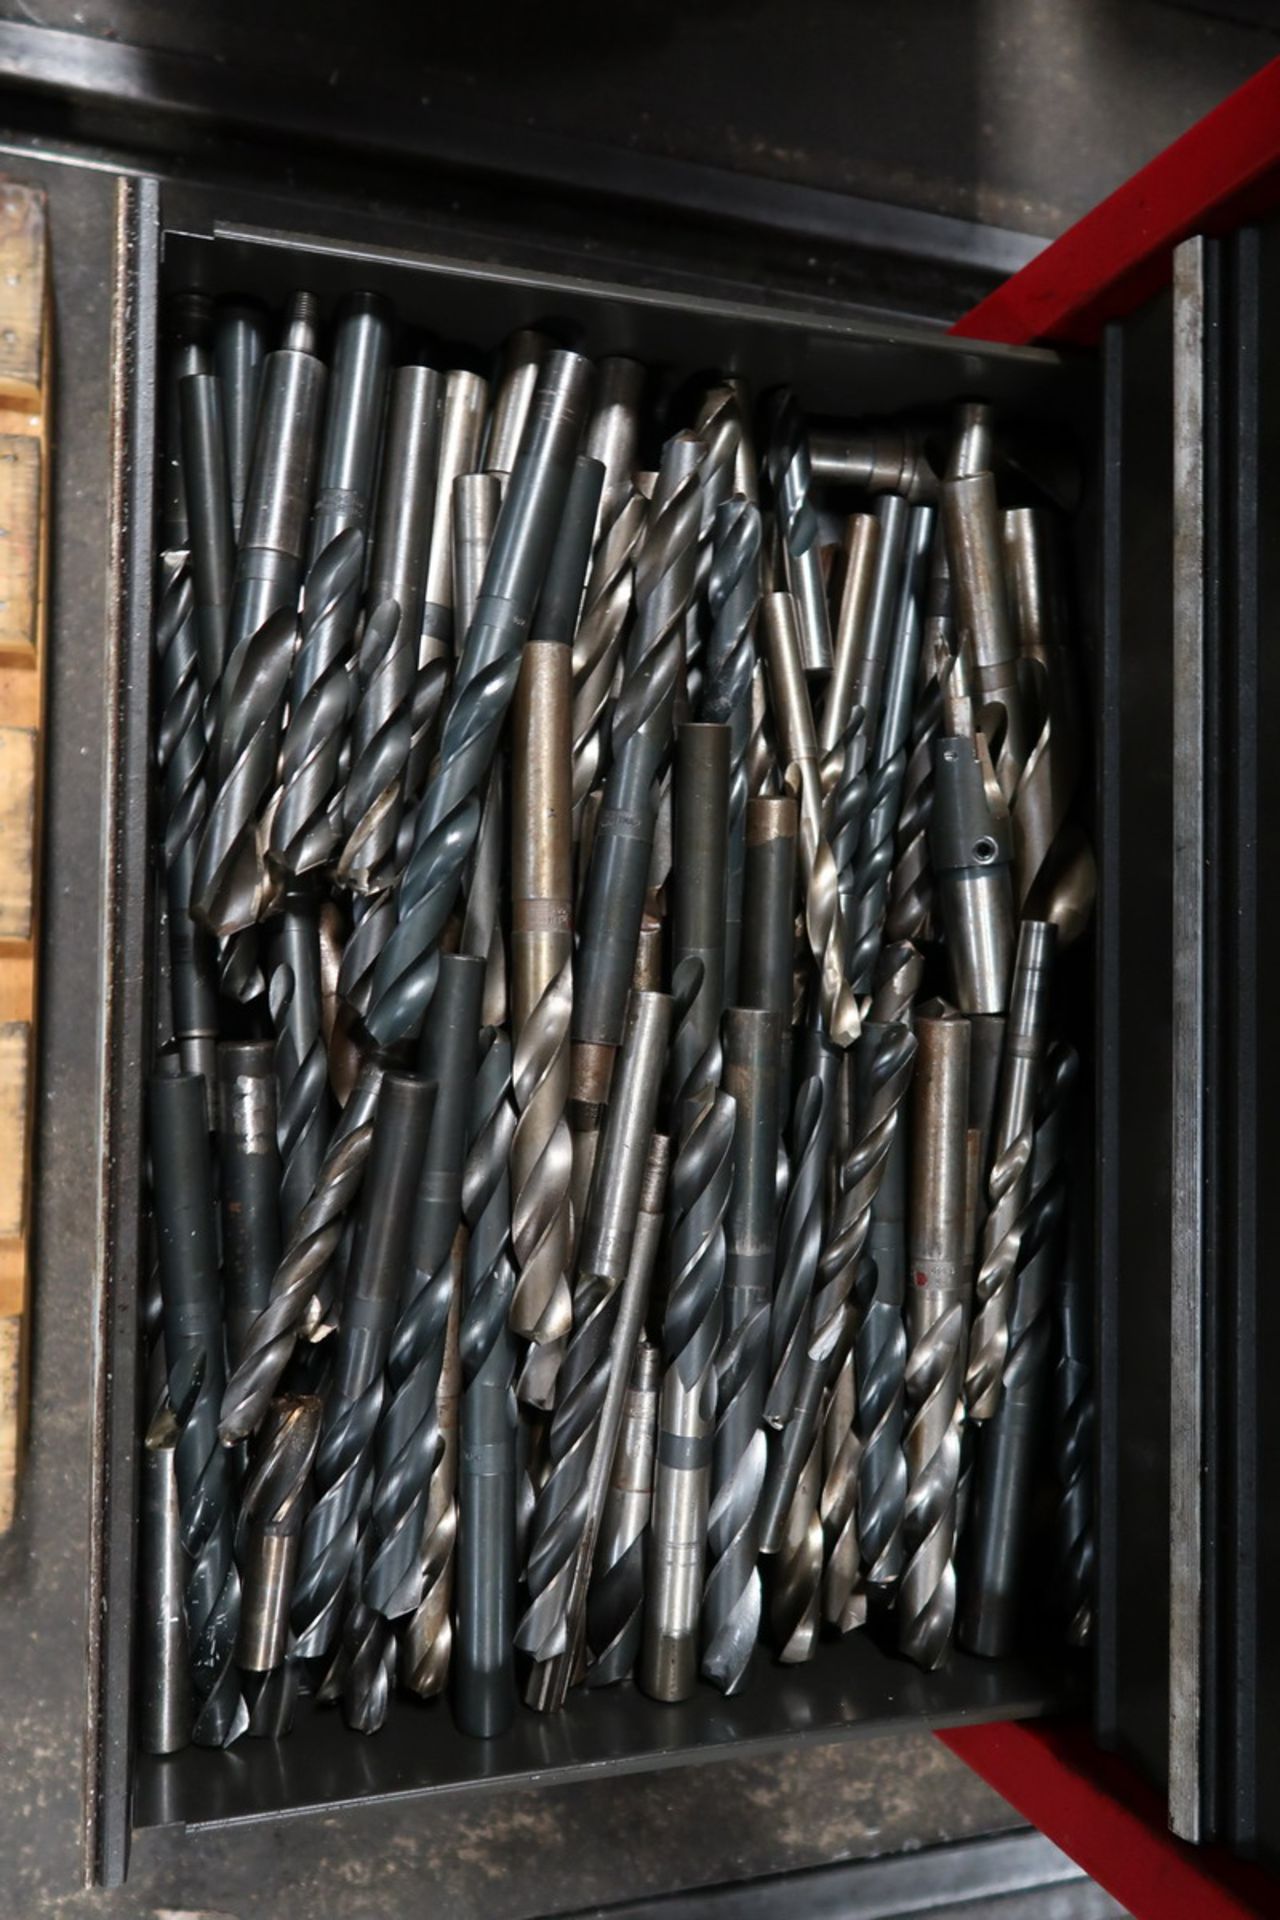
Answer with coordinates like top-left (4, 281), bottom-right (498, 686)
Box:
top-left (848, 495), bottom-right (909, 767)
top-left (962, 1042), bottom-right (1077, 1658)
top-left (400, 1233), bottom-right (463, 1695)
top-left (820, 1330), bottom-right (864, 1635)
top-left (334, 600), bottom-right (429, 895)
top-left (1054, 1139), bottom-right (1095, 1647)
top-left (140, 1414), bottom-right (192, 1755)
top-left (943, 472), bottom-right (1030, 802)
top-left (740, 795), bottom-right (799, 1141)
top-left (765, 390), bottom-right (830, 673)
top-left (454, 1030), bottom-right (520, 1739)
top-left (222, 299), bottom-right (325, 668)
top-left (364, 954), bottom-right (484, 1621)
top-left (367, 364), bottom-right (444, 661)
top-left (695, 385), bottom-right (748, 537)
top-left (519, 994), bottom-right (672, 1673)
top-left (179, 372), bottom-right (235, 702)
top-left (150, 1073), bottom-right (247, 1747)
top-left (420, 370), bottom-right (489, 668)
top-left (236, 1394), bottom-right (323, 1691)
top-left (886, 560), bottom-right (954, 945)
top-left (588, 1336), bottom-right (662, 1686)
top-left (759, 594), bottom-right (859, 1047)
top-left (217, 1042), bottom-right (281, 1367)
top-left (703, 499), bottom-right (763, 1003)
top-left (770, 1432), bottom-right (823, 1663)
top-left (669, 722), bottom-right (731, 1115)
top-left (267, 886), bottom-right (331, 1239)
top-left (641, 1087), bottom-right (736, 1701)
top-left (214, 297), bottom-right (268, 541)
top-left (966, 920), bottom-right (1056, 1419)
top-left (191, 605), bottom-right (298, 935)
top-left (486, 328), bottom-right (550, 473)
top-left (365, 350), bottom-right (593, 1050)
top-left (809, 423), bottom-right (938, 499)
top-left (574, 431), bottom-right (703, 1104)
top-left (288, 1073), bottom-right (435, 1667)
top-left (268, 526), bottom-right (364, 875)
top-left (161, 290), bottom-right (213, 552)
top-left (586, 356), bottom-right (644, 530)
top-left (899, 1004), bottom-right (971, 1669)
top-left (154, 553), bottom-right (218, 1099)
top-left (822, 512), bottom-right (881, 762)
top-left (219, 1063), bottom-right (385, 1445)
top-left (307, 291), bottom-right (392, 561)
top-left (843, 507), bottom-right (934, 994)
top-left (527, 1132), bottom-right (671, 1712)
top-left (702, 1007), bottom-right (782, 1694)
top-left (571, 488), bottom-right (648, 825)
top-left (930, 730), bottom-right (1015, 1015)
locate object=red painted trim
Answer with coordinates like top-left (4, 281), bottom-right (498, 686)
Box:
top-left (938, 1721), bottom-right (1280, 1918)
top-left (951, 57), bottom-right (1280, 347)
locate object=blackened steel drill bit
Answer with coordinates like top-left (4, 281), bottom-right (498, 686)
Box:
top-left (420, 369), bottom-right (488, 669)
top-left (223, 305), bottom-right (325, 668)
top-left (368, 364), bottom-right (444, 659)
top-left (669, 722), bottom-right (731, 1116)
top-left (942, 471), bottom-right (1030, 803)
top-left (930, 729), bottom-right (1015, 1015)
top-left (217, 1042), bottom-right (281, 1367)
top-left (150, 1072), bottom-right (247, 1747)
top-left (703, 499), bottom-right (763, 1004)
top-left (765, 389), bottom-right (830, 674)
top-left (588, 1333), bottom-right (662, 1687)
top-left (519, 994), bottom-right (671, 1671)
top-left (401, 1233), bottom-right (463, 1696)
top-left (571, 487), bottom-right (647, 826)
top-left (899, 1003), bottom-right (971, 1669)
top-left (179, 372), bottom-right (235, 703)
top-left (486, 328), bottom-right (549, 474)
top-left (1054, 1140), bottom-right (1095, 1648)
top-left (364, 953), bottom-right (484, 1621)
top-left (334, 600), bottom-right (429, 895)
top-left (267, 885), bottom-right (331, 1239)
top-left (843, 506), bottom-right (934, 994)
top-left (760, 593), bottom-right (859, 1047)
top-left (269, 526), bottom-right (364, 875)
top-left (288, 1072), bottom-right (435, 1666)
top-left (966, 920), bottom-right (1056, 1419)
top-left (307, 291), bottom-right (392, 562)
top-left (586, 356), bottom-right (644, 530)
top-left (191, 605), bottom-right (297, 935)
top-left (236, 1393), bottom-right (323, 1679)
top-left (642, 1086), bottom-right (736, 1702)
top-left (161, 290), bottom-right (213, 552)
top-left (822, 512), bottom-right (881, 762)
top-left (886, 563), bottom-right (954, 945)
top-left (962, 1041), bottom-right (1076, 1658)
top-left (214, 297), bottom-right (268, 541)
top-left (154, 553), bottom-right (218, 1099)
top-left (740, 794), bottom-right (799, 1138)
top-left (770, 1431), bottom-right (823, 1663)
top-left (455, 1030), bottom-right (520, 1739)
top-left (702, 1007), bottom-right (782, 1693)
top-left (366, 350), bottom-right (593, 1050)
top-left (574, 431), bottom-right (703, 1105)
top-left (219, 1063), bottom-right (385, 1444)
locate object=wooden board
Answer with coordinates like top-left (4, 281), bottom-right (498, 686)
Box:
top-left (0, 183), bottom-right (48, 1532)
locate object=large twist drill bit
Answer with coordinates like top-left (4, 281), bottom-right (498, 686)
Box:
top-left (400, 1233), bottom-right (463, 1696)
top-left (217, 1041), bottom-right (281, 1367)
top-left (702, 1006), bottom-right (782, 1693)
top-left (267, 885), bottom-right (331, 1238)
top-left (519, 994), bottom-right (672, 1677)
top-left (740, 794), bottom-right (799, 1153)
top-left (769, 1432), bottom-right (823, 1664)
top-left (367, 363), bottom-right (444, 669)
top-left (820, 1322), bottom-right (863, 1635)
top-left (454, 1030), bottom-right (521, 1739)
top-left (288, 1073), bottom-right (435, 1671)
top-left (585, 356), bottom-right (644, 531)
top-left (140, 1403), bottom-right (191, 1755)
top-left (810, 423), bottom-right (937, 498)
top-left (179, 371), bottom-right (235, 705)
top-left (821, 512), bottom-right (880, 764)
top-left (886, 556), bottom-right (954, 944)
top-left (307, 290), bottom-right (391, 562)
top-left (335, 599), bottom-right (434, 895)
top-left (214, 296), bottom-right (267, 542)
top-left (570, 487), bottom-right (647, 828)
top-left (236, 1393), bottom-right (322, 1732)
top-left (365, 350), bottom-right (593, 1051)
top-left (486, 328), bottom-right (549, 473)
top-left (150, 1072), bottom-right (247, 1746)
top-left (943, 470), bottom-right (1030, 803)
top-left (765, 389), bottom-right (830, 673)
top-left (845, 494), bottom-right (909, 768)
top-left (160, 289), bottom-right (212, 553)
top-left (966, 920), bottom-right (1056, 1419)
top-left (419, 369), bottom-right (488, 670)
top-left (268, 527), bottom-right (365, 875)
top-left (962, 1042), bottom-right (1076, 1658)
top-left (899, 1003), bottom-right (971, 1669)
top-left (703, 498), bottom-right (763, 1004)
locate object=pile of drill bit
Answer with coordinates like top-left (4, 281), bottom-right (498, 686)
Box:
top-left (141, 290), bottom-right (1097, 1760)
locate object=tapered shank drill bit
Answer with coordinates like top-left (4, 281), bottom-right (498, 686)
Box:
top-left (930, 729), bottom-right (1015, 1015)
top-left (588, 1333), bottom-right (662, 1686)
top-left (269, 526), bottom-right (364, 875)
top-left (586, 356), bottom-right (644, 529)
top-left (161, 290), bottom-right (213, 552)
top-left (963, 1042), bottom-right (1076, 1658)
top-left (702, 1007), bottom-right (781, 1693)
top-left (367, 364), bottom-right (443, 659)
top-left (307, 291), bottom-right (392, 561)
top-left (140, 1406), bottom-right (192, 1754)
top-left (217, 1042), bottom-right (281, 1366)
top-left (899, 1003), bottom-right (971, 1669)
top-left (740, 795), bottom-right (799, 1137)
top-left (703, 499), bottom-right (763, 1003)
top-left (822, 511), bottom-right (881, 763)
top-left (420, 369), bottom-right (488, 668)
top-left (236, 1393), bottom-right (323, 1685)
top-left (214, 297), bottom-right (268, 540)
top-left (454, 1030), bottom-right (521, 1738)
top-left (366, 349), bottom-right (593, 1050)
top-left (943, 471), bottom-right (1030, 802)
top-left (809, 423), bottom-right (937, 498)
top-left (289, 1073), bottom-right (435, 1668)
top-left (765, 390), bottom-right (830, 673)
top-left (847, 495), bottom-right (909, 768)
top-left (151, 1073), bottom-right (247, 1746)
top-left (966, 920), bottom-right (1056, 1419)
top-left (519, 994), bottom-right (671, 1675)
top-left (179, 372), bottom-right (235, 702)
top-left (486, 328), bottom-right (549, 473)
top-left (770, 1433), bottom-right (823, 1663)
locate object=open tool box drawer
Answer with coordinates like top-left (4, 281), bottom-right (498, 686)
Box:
top-left (88, 170), bottom-right (1115, 1888)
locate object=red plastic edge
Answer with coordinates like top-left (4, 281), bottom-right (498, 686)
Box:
top-left (950, 55), bottom-right (1280, 347)
top-left (937, 1721), bottom-right (1280, 1918)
